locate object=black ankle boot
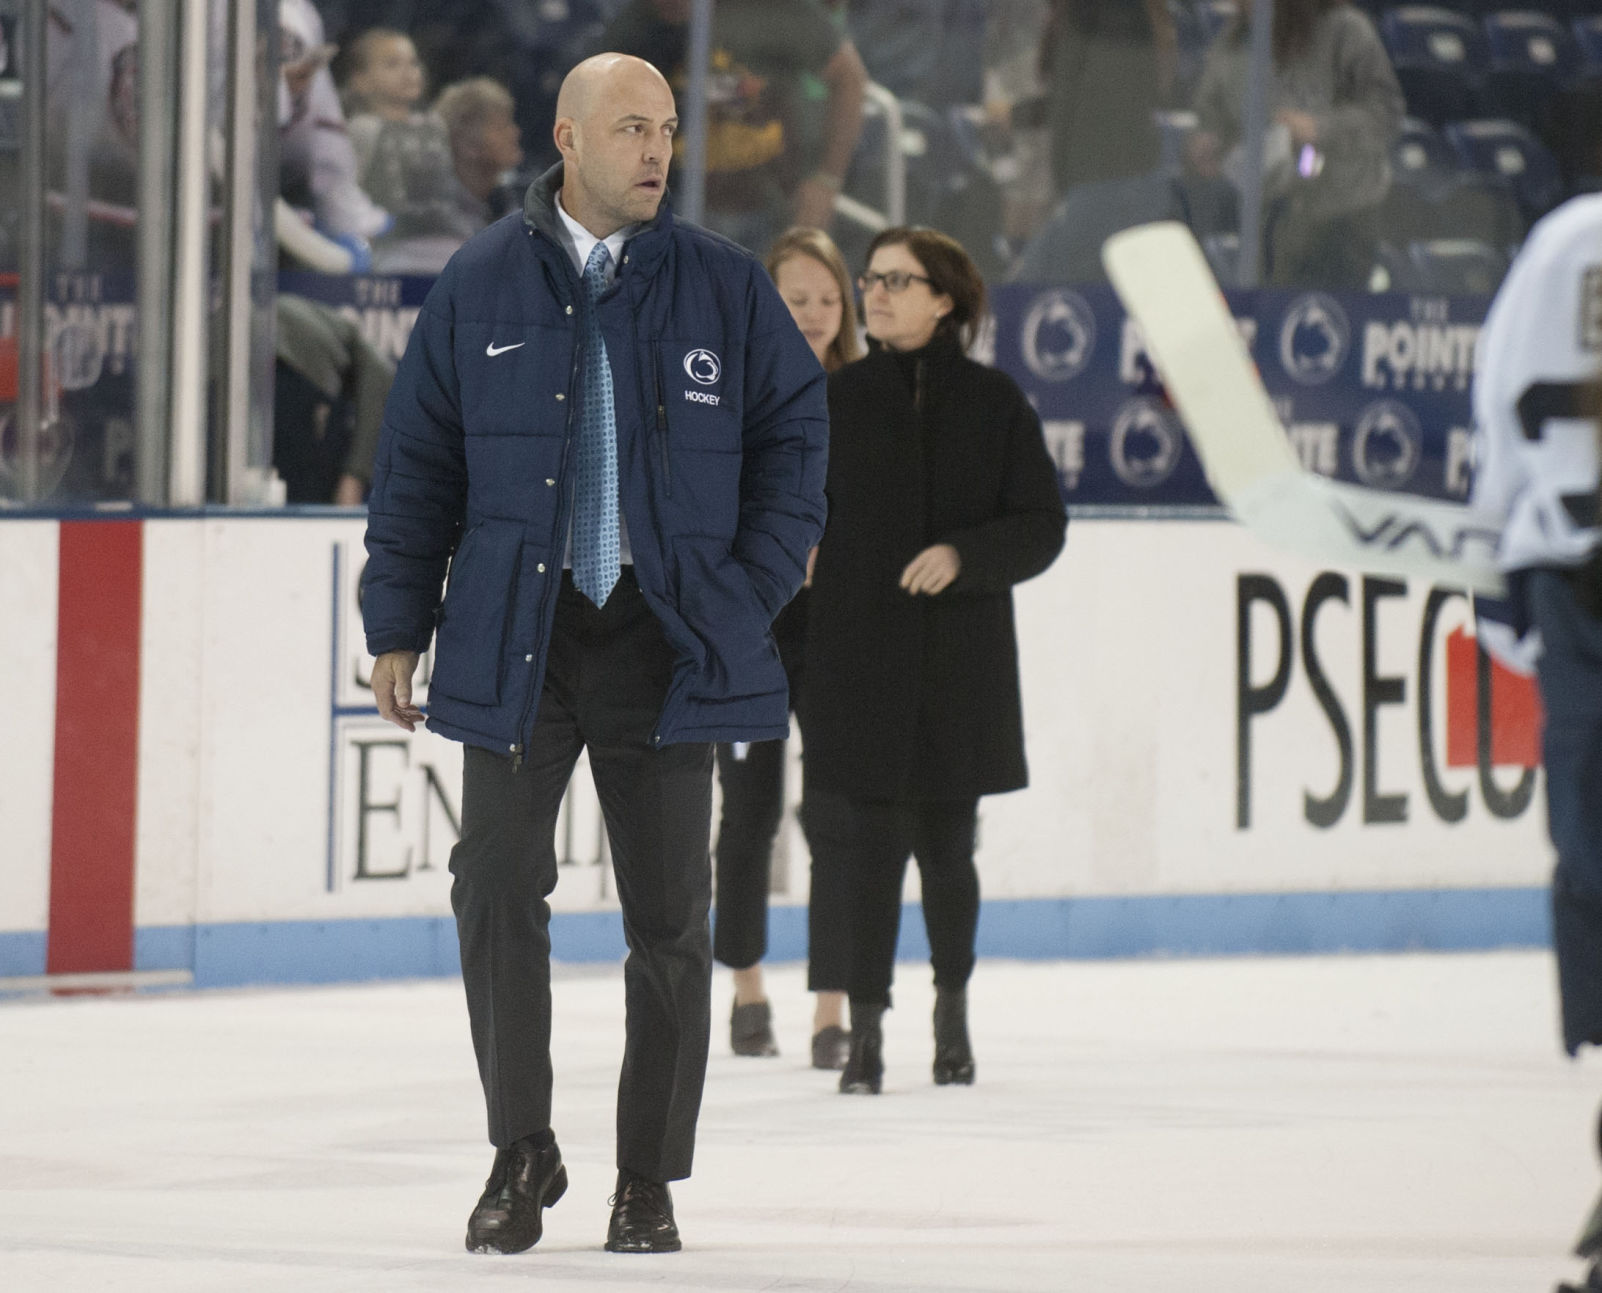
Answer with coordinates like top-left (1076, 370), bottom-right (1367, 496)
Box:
top-left (932, 987), bottom-right (975, 1086)
top-left (839, 1002), bottom-right (884, 1094)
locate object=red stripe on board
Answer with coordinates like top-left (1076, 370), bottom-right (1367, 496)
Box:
top-left (48, 521), bottom-right (143, 974)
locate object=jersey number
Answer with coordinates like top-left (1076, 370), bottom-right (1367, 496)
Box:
top-left (1515, 380), bottom-right (1600, 527)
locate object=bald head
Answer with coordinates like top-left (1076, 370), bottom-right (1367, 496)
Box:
top-left (556, 54), bottom-right (672, 129)
top-left (553, 52), bottom-right (677, 238)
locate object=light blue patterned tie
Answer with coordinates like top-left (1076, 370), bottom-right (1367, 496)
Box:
top-left (572, 242), bottom-right (620, 607)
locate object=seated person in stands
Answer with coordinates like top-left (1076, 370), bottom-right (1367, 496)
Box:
top-left (1186, 0), bottom-right (1403, 289)
top-left (435, 78), bottom-right (525, 228)
top-left (342, 30), bottom-right (492, 274)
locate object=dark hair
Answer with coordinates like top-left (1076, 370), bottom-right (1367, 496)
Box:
top-left (864, 226), bottom-right (987, 350)
top-left (765, 226), bottom-right (864, 373)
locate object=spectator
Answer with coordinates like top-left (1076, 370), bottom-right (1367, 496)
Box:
top-left (279, 0), bottom-right (391, 247)
top-left (341, 30), bottom-right (471, 273)
top-left (602, 0), bottom-right (868, 255)
top-left (715, 226), bottom-right (862, 1069)
top-left (982, 0), bottom-right (1053, 247)
top-left (1041, 0), bottom-right (1176, 197)
top-left (436, 77), bottom-right (526, 223)
top-left (273, 294), bottom-right (393, 505)
top-left (843, 1), bottom-right (986, 109)
top-left (1187, 0), bottom-right (1404, 289)
top-left (799, 227), bottom-right (1066, 1095)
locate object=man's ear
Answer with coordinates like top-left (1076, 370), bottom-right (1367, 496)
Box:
top-left (553, 117), bottom-right (578, 157)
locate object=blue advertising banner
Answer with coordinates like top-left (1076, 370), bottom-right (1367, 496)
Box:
top-left (2, 272), bottom-right (1492, 508)
top-left (990, 282), bottom-right (1486, 507)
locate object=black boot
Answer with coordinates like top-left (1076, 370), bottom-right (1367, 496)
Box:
top-left (731, 1000), bottom-right (779, 1057)
top-left (932, 987), bottom-right (975, 1086)
top-left (1560, 1109), bottom-right (1602, 1290)
top-left (605, 1171), bottom-right (682, 1253)
top-left (465, 1132), bottom-right (568, 1254)
top-left (810, 1024), bottom-right (850, 1071)
top-left (839, 1002), bottom-right (884, 1094)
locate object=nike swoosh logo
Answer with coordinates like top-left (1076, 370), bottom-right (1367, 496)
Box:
top-left (486, 341), bottom-right (525, 357)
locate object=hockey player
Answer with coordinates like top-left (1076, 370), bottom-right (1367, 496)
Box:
top-left (1469, 192), bottom-right (1602, 1293)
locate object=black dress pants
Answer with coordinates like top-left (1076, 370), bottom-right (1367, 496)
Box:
top-left (447, 570), bottom-right (714, 1182)
top-left (802, 787), bottom-right (980, 1008)
top-left (712, 738), bottom-right (787, 971)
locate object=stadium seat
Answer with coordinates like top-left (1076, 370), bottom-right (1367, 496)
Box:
top-left (1407, 237), bottom-right (1511, 292)
top-left (1573, 14), bottom-right (1602, 78)
top-left (1482, 9), bottom-right (1580, 125)
top-left (1391, 116), bottom-right (1462, 192)
top-left (1444, 117), bottom-right (1565, 219)
top-left (1382, 7), bottom-right (1490, 126)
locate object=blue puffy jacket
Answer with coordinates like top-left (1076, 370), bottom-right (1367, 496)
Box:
top-left (361, 165), bottom-right (829, 756)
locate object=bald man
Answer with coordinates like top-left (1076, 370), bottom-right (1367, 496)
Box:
top-left (361, 54), bottom-right (828, 1255)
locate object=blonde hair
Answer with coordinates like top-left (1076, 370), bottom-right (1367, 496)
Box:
top-left (435, 78), bottom-right (516, 150)
top-left (765, 227), bottom-right (863, 373)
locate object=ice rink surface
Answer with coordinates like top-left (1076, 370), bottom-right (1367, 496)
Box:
top-left (3, 951), bottom-right (1599, 1292)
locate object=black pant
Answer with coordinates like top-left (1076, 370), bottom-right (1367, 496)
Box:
top-left (448, 571), bottom-right (714, 1182)
top-left (712, 739), bottom-right (786, 971)
top-left (802, 788), bottom-right (980, 1008)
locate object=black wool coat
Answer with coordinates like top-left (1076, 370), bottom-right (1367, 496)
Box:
top-left (798, 333), bottom-right (1067, 802)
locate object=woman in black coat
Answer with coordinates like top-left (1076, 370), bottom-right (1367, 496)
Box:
top-left (798, 226), bottom-right (1067, 1094)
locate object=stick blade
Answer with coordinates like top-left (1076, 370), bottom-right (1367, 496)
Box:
top-left (1102, 221), bottom-right (1300, 501)
top-left (1103, 221), bottom-right (1506, 596)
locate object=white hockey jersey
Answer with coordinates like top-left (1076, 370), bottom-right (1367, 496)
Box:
top-left (1470, 193), bottom-right (1602, 669)
top-left (1472, 193), bottom-right (1602, 574)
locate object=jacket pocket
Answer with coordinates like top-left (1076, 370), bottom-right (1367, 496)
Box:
top-left (429, 520), bottom-right (522, 706)
top-left (670, 534), bottom-right (780, 702)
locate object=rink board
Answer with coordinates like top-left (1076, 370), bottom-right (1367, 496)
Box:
top-left (0, 513), bottom-right (1553, 987)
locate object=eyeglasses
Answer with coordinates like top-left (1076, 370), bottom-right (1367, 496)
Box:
top-left (857, 270), bottom-right (932, 294)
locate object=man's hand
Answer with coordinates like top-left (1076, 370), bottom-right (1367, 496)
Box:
top-left (371, 650), bottom-right (424, 731)
top-left (804, 545), bottom-right (818, 588)
top-left (900, 544), bottom-right (961, 596)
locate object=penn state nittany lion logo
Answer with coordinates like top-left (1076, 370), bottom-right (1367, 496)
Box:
top-left (1021, 290), bottom-right (1095, 383)
top-left (1279, 293), bottom-right (1349, 386)
top-left (683, 349), bottom-right (721, 385)
top-left (1109, 398), bottom-right (1182, 489)
top-left (1352, 400), bottom-right (1423, 490)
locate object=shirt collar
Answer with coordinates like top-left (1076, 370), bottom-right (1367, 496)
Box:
top-left (555, 193), bottom-right (634, 284)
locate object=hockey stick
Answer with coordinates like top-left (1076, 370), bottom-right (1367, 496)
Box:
top-left (1101, 221), bottom-right (1506, 597)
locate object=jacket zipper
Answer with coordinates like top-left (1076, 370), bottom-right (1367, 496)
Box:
top-left (654, 354), bottom-right (672, 497)
top-left (512, 328), bottom-right (584, 771)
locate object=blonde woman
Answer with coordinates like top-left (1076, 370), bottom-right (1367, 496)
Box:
top-left (717, 228), bottom-right (863, 1068)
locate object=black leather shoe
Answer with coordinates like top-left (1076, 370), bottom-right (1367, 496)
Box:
top-left (605, 1172), bottom-right (681, 1253)
top-left (810, 1024), bottom-right (850, 1070)
top-left (465, 1134), bottom-right (568, 1254)
top-left (839, 1002), bottom-right (884, 1094)
top-left (932, 986), bottom-right (975, 1085)
top-left (731, 1000), bottom-right (779, 1056)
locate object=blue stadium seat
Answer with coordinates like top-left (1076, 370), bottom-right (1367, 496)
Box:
top-left (1382, 7), bottom-right (1491, 126)
top-left (1392, 116), bottom-right (1462, 192)
top-left (1407, 237), bottom-right (1511, 293)
top-left (1482, 9), bottom-right (1580, 124)
top-left (1444, 117), bottom-right (1565, 219)
top-left (1573, 14), bottom-right (1602, 78)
